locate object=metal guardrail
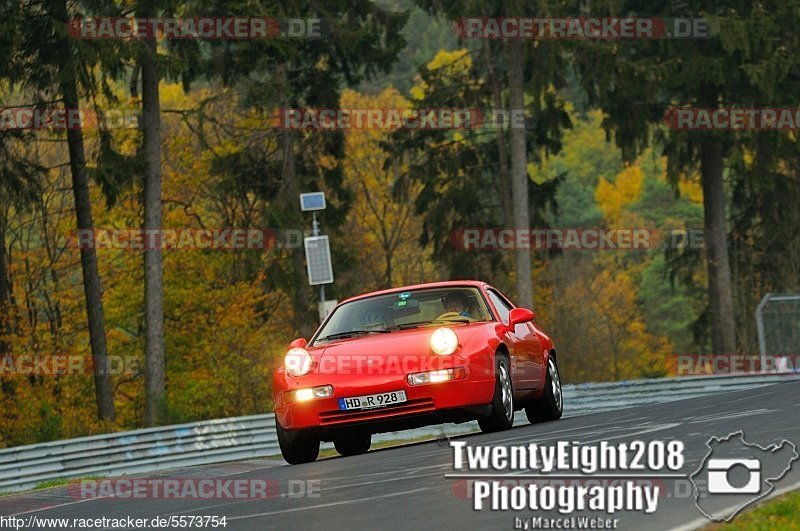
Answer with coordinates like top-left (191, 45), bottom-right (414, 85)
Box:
top-left (563, 372), bottom-right (797, 413)
top-left (0, 416), bottom-right (279, 493)
top-left (0, 373), bottom-right (797, 493)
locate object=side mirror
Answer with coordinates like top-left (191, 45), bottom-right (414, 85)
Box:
top-left (508, 308), bottom-right (535, 327)
top-left (289, 338), bottom-right (308, 349)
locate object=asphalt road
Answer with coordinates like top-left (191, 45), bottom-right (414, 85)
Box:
top-left (4, 379), bottom-right (800, 530)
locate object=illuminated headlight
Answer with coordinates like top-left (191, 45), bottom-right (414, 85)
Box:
top-left (293, 385), bottom-right (334, 402)
top-left (407, 367), bottom-right (467, 386)
top-left (285, 348), bottom-right (313, 376)
top-left (430, 327), bottom-right (458, 355)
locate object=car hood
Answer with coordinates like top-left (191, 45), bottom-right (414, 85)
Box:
top-left (309, 322), bottom-right (495, 375)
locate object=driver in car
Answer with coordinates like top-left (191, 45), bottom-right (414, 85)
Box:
top-left (361, 308), bottom-right (391, 331)
top-left (440, 291), bottom-right (474, 320)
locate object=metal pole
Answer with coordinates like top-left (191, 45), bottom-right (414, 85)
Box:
top-left (755, 293), bottom-right (771, 372)
top-left (312, 212), bottom-right (326, 314)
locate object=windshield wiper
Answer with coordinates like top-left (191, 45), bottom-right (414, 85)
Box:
top-left (434, 317), bottom-right (473, 323)
top-left (386, 318), bottom-right (472, 331)
top-left (317, 329), bottom-right (390, 341)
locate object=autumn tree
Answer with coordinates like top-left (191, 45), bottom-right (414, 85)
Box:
top-left (0, 0), bottom-right (122, 420)
top-left (574, 0), bottom-right (800, 354)
top-left (0, 132), bottom-right (44, 361)
top-left (388, 47), bottom-right (564, 298)
top-left (340, 88), bottom-right (430, 289)
top-left (413, 0), bottom-right (573, 308)
top-left (174, 0), bottom-right (407, 336)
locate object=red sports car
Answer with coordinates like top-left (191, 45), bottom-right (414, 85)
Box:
top-left (272, 280), bottom-right (563, 464)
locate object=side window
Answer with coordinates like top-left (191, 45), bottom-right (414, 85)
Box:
top-left (487, 290), bottom-right (513, 324)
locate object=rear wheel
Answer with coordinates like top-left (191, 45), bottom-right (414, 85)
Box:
top-left (334, 432), bottom-right (372, 457)
top-left (525, 355), bottom-right (563, 423)
top-left (276, 421), bottom-right (320, 464)
top-left (479, 355), bottom-right (514, 433)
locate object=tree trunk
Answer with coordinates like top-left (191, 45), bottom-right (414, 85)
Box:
top-left (55, 0), bottom-right (115, 420)
top-left (384, 248), bottom-right (393, 289)
top-left (0, 207), bottom-right (13, 398)
top-left (140, 34), bottom-right (166, 426)
top-left (701, 138), bottom-right (737, 354)
top-left (276, 63), bottom-right (315, 339)
top-left (0, 212), bottom-right (8, 313)
top-left (282, 129), bottom-right (315, 338)
top-left (506, 41), bottom-right (534, 309)
top-left (0, 210), bottom-right (9, 356)
top-left (486, 41), bottom-right (513, 229)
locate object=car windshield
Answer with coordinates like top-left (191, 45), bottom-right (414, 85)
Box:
top-left (312, 287), bottom-right (493, 345)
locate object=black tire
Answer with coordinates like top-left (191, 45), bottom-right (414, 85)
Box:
top-left (478, 354), bottom-right (515, 433)
top-left (525, 355), bottom-right (563, 423)
top-left (333, 432), bottom-right (372, 457)
top-left (276, 421), bottom-right (320, 464)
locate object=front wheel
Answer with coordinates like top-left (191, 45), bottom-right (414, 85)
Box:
top-left (276, 421), bottom-right (320, 464)
top-left (479, 355), bottom-right (514, 433)
top-left (334, 432), bottom-right (371, 457)
top-left (525, 355), bottom-right (563, 423)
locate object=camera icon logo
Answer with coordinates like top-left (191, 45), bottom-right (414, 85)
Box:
top-left (706, 458), bottom-right (761, 494)
top-left (690, 431), bottom-right (798, 522)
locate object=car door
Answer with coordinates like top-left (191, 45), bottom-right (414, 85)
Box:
top-left (485, 288), bottom-right (542, 390)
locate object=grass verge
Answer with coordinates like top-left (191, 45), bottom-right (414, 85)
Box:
top-left (706, 490), bottom-right (800, 530)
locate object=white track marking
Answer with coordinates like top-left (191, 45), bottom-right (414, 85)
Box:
top-left (226, 487), bottom-right (434, 520)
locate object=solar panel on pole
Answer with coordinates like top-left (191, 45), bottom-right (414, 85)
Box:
top-left (304, 235), bottom-right (334, 285)
top-left (300, 192), bottom-right (326, 212)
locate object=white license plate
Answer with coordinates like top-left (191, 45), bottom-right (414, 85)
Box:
top-left (338, 390), bottom-right (407, 411)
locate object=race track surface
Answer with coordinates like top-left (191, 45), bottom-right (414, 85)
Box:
top-left (4, 379), bottom-right (799, 530)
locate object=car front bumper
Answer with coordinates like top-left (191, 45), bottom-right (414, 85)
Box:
top-left (273, 369), bottom-right (495, 433)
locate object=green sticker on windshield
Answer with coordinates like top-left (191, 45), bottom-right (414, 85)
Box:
top-left (397, 300), bottom-right (407, 307)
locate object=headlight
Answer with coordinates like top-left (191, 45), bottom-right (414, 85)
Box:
top-left (285, 348), bottom-right (312, 376)
top-left (293, 385), bottom-right (334, 402)
top-left (407, 367), bottom-right (467, 385)
top-left (430, 327), bottom-right (458, 356)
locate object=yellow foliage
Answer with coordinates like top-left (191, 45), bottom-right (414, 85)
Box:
top-left (0, 82), bottom-right (295, 446)
top-left (410, 49), bottom-right (472, 100)
top-left (595, 165), bottom-right (644, 224)
top-left (339, 88), bottom-right (433, 290)
top-left (589, 268), bottom-right (671, 380)
top-left (677, 174), bottom-right (704, 204)
top-left (426, 49), bottom-right (471, 72)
